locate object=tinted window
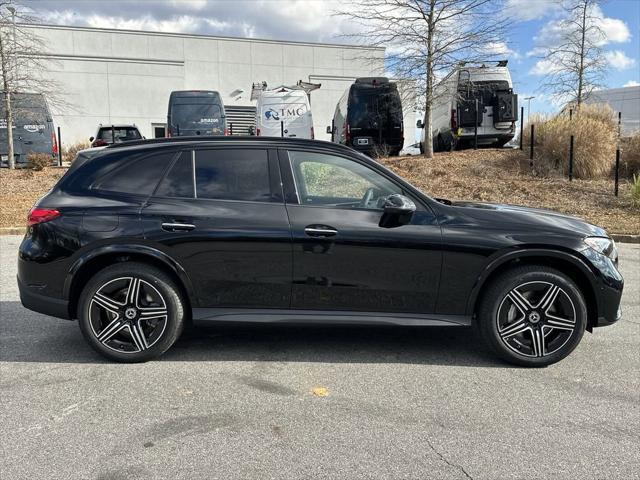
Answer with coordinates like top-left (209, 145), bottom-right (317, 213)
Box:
top-left (288, 151), bottom-right (400, 209)
top-left (97, 127), bottom-right (142, 143)
top-left (195, 149), bottom-right (271, 202)
top-left (155, 152), bottom-right (194, 198)
top-left (93, 152), bottom-right (175, 195)
top-left (171, 104), bottom-right (223, 129)
top-left (349, 87), bottom-right (402, 128)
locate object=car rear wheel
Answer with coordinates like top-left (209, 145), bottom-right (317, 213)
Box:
top-left (477, 266), bottom-right (587, 367)
top-left (78, 262), bottom-right (185, 362)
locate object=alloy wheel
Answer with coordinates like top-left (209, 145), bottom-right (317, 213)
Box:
top-left (88, 277), bottom-right (168, 353)
top-left (496, 281), bottom-right (576, 358)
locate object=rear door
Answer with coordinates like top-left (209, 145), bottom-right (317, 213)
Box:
top-left (141, 146), bottom-right (292, 308)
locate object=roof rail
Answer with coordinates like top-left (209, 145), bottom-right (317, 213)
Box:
top-left (104, 135), bottom-right (329, 149)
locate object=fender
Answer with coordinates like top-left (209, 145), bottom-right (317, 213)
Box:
top-left (465, 247), bottom-right (601, 316)
top-left (63, 243), bottom-right (198, 306)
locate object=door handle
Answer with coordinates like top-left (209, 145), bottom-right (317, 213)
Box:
top-left (161, 222), bottom-right (195, 232)
top-left (304, 225), bottom-right (338, 237)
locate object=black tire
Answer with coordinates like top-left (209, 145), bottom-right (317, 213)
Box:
top-left (435, 135), bottom-right (443, 152)
top-left (477, 266), bottom-right (587, 367)
top-left (78, 262), bottom-right (185, 362)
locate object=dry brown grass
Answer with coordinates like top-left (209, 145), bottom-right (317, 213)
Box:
top-left (27, 153), bottom-right (54, 171)
top-left (523, 104), bottom-right (618, 179)
top-left (0, 167), bottom-right (65, 228)
top-left (63, 141), bottom-right (92, 163)
top-left (381, 148), bottom-right (639, 235)
top-left (620, 131), bottom-right (640, 178)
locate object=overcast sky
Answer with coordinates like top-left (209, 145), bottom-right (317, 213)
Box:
top-left (23, 0), bottom-right (640, 113)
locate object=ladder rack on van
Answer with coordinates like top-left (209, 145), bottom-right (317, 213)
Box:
top-left (250, 80), bottom-right (321, 101)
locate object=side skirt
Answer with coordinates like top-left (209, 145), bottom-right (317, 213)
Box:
top-left (192, 308), bottom-right (472, 327)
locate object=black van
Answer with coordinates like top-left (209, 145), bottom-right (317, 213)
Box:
top-left (1, 92), bottom-right (57, 166)
top-left (167, 90), bottom-right (227, 137)
top-left (328, 78), bottom-right (403, 156)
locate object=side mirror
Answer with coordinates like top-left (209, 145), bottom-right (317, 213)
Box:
top-left (416, 120), bottom-right (424, 129)
top-left (383, 194), bottom-right (416, 215)
top-left (89, 136), bottom-right (94, 141)
top-left (380, 194), bottom-right (416, 228)
top-left (326, 126), bottom-right (332, 134)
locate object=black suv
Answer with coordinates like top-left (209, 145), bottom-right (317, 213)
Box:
top-left (18, 137), bottom-right (623, 365)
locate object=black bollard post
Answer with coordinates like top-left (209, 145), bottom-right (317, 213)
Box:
top-left (569, 135), bottom-right (574, 181)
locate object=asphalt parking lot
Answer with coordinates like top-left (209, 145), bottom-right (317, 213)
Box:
top-left (1, 234), bottom-right (638, 480)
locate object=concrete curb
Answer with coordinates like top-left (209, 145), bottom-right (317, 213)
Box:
top-left (1, 227), bottom-right (639, 243)
top-left (610, 234), bottom-right (640, 244)
top-left (0, 227), bottom-right (24, 235)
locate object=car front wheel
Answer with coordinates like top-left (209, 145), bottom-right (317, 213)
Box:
top-left (78, 262), bottom-right (185, 362)
top-left (478, 266), bottom-right (587, 367)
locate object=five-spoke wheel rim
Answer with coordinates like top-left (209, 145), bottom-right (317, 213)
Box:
top-left (497, 281), bottom-right (576, 358)
top-left (89, 277), bottom-right (168, 354)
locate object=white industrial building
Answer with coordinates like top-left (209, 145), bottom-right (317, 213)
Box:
top-left (585, 86), bottom-right (640, 136)
top-left (28, 24), bottom-right (415, 147)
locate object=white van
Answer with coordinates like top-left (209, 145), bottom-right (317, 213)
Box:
top-left (255, 86), bottom-right (314, 139)
top-left (418, 61), bottom-right (518, 151)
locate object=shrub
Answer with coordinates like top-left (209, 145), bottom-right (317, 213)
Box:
top-left (620, 131), bottom-right (640, 178)
top-left (27, 153), bottom-right (53, 171)
top-left (371, 143), bottom-right (391, 159)
top-left (63, 140), bottom-right (91, 163)
top-left (524, 103), bottom-right (617, 179)
top-left (630, 174), bottom-right (640, 207)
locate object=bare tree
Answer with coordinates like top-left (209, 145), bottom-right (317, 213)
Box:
top-left (539, 0), bottom-right (606, 107)
top-left (337, 0), bottom-right (510, 158)
top-left (1, 1), bottom-right (60, 169)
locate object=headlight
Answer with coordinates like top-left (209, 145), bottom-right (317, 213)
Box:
top-left (584, 236), bottom-right (617, 260)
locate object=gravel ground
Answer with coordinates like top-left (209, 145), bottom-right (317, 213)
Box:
top-left (1, 235), bottom-right (639, 480)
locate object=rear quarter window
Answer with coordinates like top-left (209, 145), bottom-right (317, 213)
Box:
top-left (92, 151), bottom-right (176, 196)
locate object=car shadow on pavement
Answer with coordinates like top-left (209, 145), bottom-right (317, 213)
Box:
top-left (0, 301), bottom-right (506, 367)
top-left (164, 323), bottom-right (507, 368)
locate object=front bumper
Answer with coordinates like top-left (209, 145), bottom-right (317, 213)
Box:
top-left (18, 276), bottom-right (71, 320)
top-left (581, 248), bottom-right (624, 327)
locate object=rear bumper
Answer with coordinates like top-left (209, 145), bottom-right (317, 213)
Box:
top-left (18, 276), bottom-right (71, 320)
top-left (456, 133), bottom-right (514, 144)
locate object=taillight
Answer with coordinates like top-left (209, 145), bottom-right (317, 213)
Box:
top-left (224, 128), bottom-right (229, 136)
top-left (345, 124), bottom-right (351, 143)
top-left (27, 208), bottom-right (60, 227)
top-left (256, 128), bottom-right (261, 136)
top-left (310, 126), bottom-right (314, 139)
top-left (92, 139), bottom-right (107, 148)
top-left (450, 109), bottom-right (457, 131)
top-left (166, 128), bottom-right (171, 138)
top-left (51, 132), bottom-right (58, 156)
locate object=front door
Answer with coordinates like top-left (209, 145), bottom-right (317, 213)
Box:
top-left (141, 147), bottom-right (292, 308)
top-left (280, 148), bottom-right (442, 313)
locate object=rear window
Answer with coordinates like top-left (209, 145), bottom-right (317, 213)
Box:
top-left (97, 127), bottom-right (142, 143)
top-left (349, 88), bottom-right (402, 127)
top-left (171, 104), bottom-right (223, 129)
top-left (195, 149), bottom-right (271, 202)
top-left (92, 152), bottom-right (175, 196)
